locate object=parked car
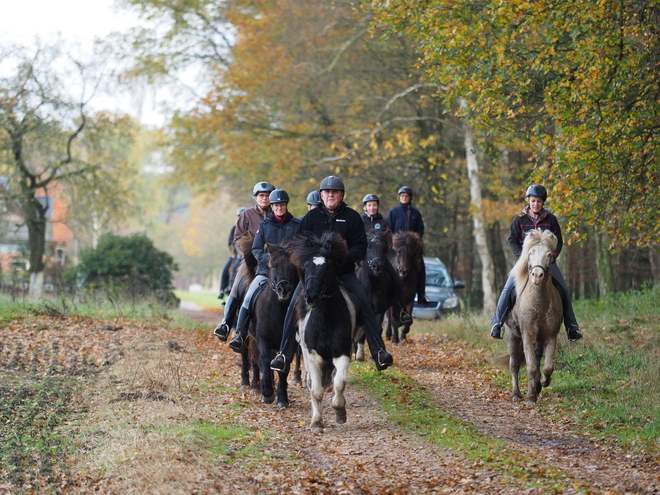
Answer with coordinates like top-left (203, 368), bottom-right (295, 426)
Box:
top-left (412, 257), bottom-right (465, 320)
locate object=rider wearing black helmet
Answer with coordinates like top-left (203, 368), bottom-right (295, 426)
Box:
top-left (361, 194), bottom-right (412, 326)
top-left (386, 186), bottom-right (433, 306)
top-left (490, 184), bottom-right (583, 342)
top-left (306, 190), bottom-right (322, 210)
top-left (228, 189), bottom-right (300, 352)
top-left (270, 176), bottom-right (394, 372)
top-left (214, 181), bottom-right (275, 341)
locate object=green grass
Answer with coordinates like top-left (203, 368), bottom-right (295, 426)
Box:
top-left (352, 364), bottom-right (573, 491)
top-left (174, 290), bottom-right (225, 311)
top-left (419, 285), bottom-right (660, 458)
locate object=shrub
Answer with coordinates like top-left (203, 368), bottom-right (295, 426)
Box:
top-left (77, 233), bottom-right (180, 306)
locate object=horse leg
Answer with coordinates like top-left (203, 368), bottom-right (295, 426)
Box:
top-left (305, 351), bottom-right (325, 434)
top-left (507, 333), bottom-right (523, 401)
top-left (240, 347), bottom-right (251, 390)
top-left (332, 356), bottom-right (350, 424)
top-left (259, 346), bottom-right (275, 404)
top-left (355, 336), bottom-right (365, 362)
top-left (524, 338), bottom-right (542, 403)
top-left (541, 337), bottom-right (557, 388)
top-left (276, 368), bottom-right (290, 409)
top-left (292, 351), bottom-right (303, 386)
top-left (385, 309), bottom-right (393, 341)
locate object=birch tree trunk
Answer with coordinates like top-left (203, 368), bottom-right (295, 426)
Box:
top-left (462, 106), bottom-right (496, 314)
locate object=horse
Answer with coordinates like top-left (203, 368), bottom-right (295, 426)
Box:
top-left (387, 231), bottom-right (421, 344)
top-left (504, 229), bottom-right (563, 403)
top-left (247, 242), bottom-right (301, 408)
top-left (290, 231), bottom-right (364, 434)
top-left (356, 230), bottom-right (393, 360)
top-left (234, 232), bottom-right (258, 391)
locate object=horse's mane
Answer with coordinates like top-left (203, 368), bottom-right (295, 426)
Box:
top-left (236, 231), bottom-right (257, 275)
top-left (512, 229), bottom-right (558, 294)
top-left (266, 242), bottom-right (289, 268)
top-left (290, 231), bottom-right (349, 270)
top-left (392, 231), bottom-right (421, 253)
top-left (367, 230), bottom-right (391, 253)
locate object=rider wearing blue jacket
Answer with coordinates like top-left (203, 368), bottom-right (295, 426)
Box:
top-left (386, 186), bottom-right (432, 305)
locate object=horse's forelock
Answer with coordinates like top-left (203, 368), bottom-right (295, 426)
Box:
top-left (392, 231), bottom-right (420, 252)
top-left (290, 232), bottom-right (348, 269)
top-left (512, 229), bottom-right (557, 293)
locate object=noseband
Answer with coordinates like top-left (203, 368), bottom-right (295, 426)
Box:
top-left (528, 264), bottom-right (549, 276)
top-left (304, 275), bottom-right (337, 299)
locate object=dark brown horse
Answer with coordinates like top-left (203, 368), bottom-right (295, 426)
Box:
top-left (356, 230), bottom-right (394, 360)
top-left (247, 243), bottom-right (300, 408)
top-left (504, 229), bottom-right (563, 403)
top-left (387, 231), bottom-right (420, 344)
top-left (234, 232), bottom-right (258, 390)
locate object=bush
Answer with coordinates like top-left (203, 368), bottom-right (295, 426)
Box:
top-left (76, 233), bottom-right (180, 306)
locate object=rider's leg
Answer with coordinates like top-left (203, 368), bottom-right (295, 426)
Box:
top-left (214, 261), bottom-right (247, 340)
top-left (384, 258), bottom-right (412, 324)
top-left (490, 273), bottom-right (516, 339)
top-left (271, 282), bottom-right (303, 372)
top-left (219, 256), bottom-right (233, 298)
top-left (341, 273), bottom-right (393, 371)
top-left (229, 275), bottom-right (266, 352)
top-left (551, 264), bottom-right (583, 341)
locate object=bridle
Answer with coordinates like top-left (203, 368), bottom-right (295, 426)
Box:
top-left (304, 274), bottom-right (337, 299)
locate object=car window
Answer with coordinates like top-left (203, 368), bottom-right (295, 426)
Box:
top-left (426, 265), bottom-right (451, 287)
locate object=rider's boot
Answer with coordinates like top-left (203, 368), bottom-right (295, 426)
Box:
top-left (213, 295), bottom-right (238, 341)
top-left (490, 323), bottom-right (503, 339)
top-left (228, 306), bottom-right (250, 353)
top-left (374, 349), bottom-right (393, 371)
top-left (554, 280), bottom-right (583, 342)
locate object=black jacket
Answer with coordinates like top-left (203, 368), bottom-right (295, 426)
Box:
top-left (300, 202), bottom-right (367, 276)
top-left (508, 207), bottom-right (563, 259)
top-left (252, 212), bottom-right (301, 276)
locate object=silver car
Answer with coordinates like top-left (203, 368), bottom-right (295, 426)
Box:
top-left (412, 257), bottom-right (465, 319)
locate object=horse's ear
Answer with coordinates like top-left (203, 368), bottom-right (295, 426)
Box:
top-left (264, 243), bottom-right (271, 253)
top-left (305, 238), bottom-right (314, 248)
top-left (325, 240), bottom-right (333, 251)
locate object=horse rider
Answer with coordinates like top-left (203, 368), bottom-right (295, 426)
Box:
top-left (270, 176), bottom-right (395, 372)
top-left (228, 189), bottom-right (301, 352)
top-left (361, 194), bottom-right (413, 326)
top-left (306, 190), bottom-right (322, 211)
top-left (490, 184), bottom-right (583, 342)
top-left (214, 181), bottom-right (275, 341)
top-left (219, 207), bottom-right (247, 298)
top-left (386, 186), bottom-right (433, 306)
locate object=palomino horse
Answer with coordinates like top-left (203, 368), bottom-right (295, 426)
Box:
top-left (247, 243), bottom-right (300, 408)
top-left (505, 229), bottom-right (563, 403)
top-left (356, 230), bottom-right (394, 360)
top-left (387, 231), bottom-right (420, 344)
top-left (290, 232), bottom-right (364, 434)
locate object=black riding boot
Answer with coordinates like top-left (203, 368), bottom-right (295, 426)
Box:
top-left (553, 280), bottom-right (583, 341)
top-left (228, 306), bottom-right (250, 353)
top-left (214, 295), bottom-right (238, 341)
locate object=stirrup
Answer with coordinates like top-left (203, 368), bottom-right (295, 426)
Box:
top-left (567, 325), bottom-right (583, 342)
top-left (228, 333), bottom-right (244, 353)
top-left (213, 322), bottom-right (230, 341)
top-left (270, 353), bottom-right (287, 372)
top-left (399, 309), bottom-right (412, 324)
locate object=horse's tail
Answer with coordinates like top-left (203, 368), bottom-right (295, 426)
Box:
top-left (495, 352), bottom-right (526, 369)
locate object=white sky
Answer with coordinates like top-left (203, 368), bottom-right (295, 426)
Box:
top-left (0, 0), bottom-right (169, 126)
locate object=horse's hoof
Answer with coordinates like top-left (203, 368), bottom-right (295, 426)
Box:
top-left (277, 401), bottom-right (290, 409)
top-left (250, 388), bottom-right (260, 395)
top-left (335, 408), bottom-right (347, 424)
top-left (525, 398), bottom-right (538, 404)
top-left (311, 422), bottom-right (324, 434)
top-left (391, 339), bottom-right (399, 345)
top-left (355, 357), bottom-right (364, 363)
top-left (511, 394), bottom-right (522, 402)
top-left (240, 384), bottom-right (249, 391)
top-left (262, 394), bottom-right (275, 404)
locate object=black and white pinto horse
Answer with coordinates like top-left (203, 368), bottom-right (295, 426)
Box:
top-left (247, 243), bottom-right (300, 408)
top-left (290, 232), bottom-right (364, 434)
top-left (356, 230), bottom-right (393, 360)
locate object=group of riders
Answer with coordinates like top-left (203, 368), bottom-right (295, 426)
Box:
top-left (214, 178), bottom-right (582, 375)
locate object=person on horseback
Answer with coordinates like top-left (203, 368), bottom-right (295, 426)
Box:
top-left (218, 207), bottom-right (247, 298)
top-left (306, 190), bottom-right (321, 211)
top-left (361, 194), bottom-right (412, 326)
top-left (270, 176), bottom-right (394, 372)
top-left (214, 181), bottom-right (275, 342)
top-left (490, 184), bottom-right (583, 342)
top-left (386, 186), bottom-right (433, 306)
top-left (228, 189), bottom-right (301, 352)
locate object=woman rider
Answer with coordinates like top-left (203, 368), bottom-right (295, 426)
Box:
top-left (228, 189), bottom-right (301, 352)
top-left (490, 184), bottom-right (583, 342)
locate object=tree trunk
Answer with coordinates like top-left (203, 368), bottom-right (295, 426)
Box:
top-left (25, 197), bottom-right (48, 298)
top-left (462, 113), bottom-right (496, 314)
top-left (595, 231), bottom-right (615, 297)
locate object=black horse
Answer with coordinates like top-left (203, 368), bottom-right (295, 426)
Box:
top-left (290, 232), bottom-right (363, 433)
top-left (387, 231), bottom-right (420, 344)
top-left (247, 243), bottom-right (300, 408)
top-left (356, 230), bottom-right (393, 359)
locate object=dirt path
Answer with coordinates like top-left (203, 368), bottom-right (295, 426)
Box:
top-left (2, 308), bottom-right (659, 493)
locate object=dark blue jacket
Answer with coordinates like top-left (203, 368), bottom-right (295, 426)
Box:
top-left (386, 204), bottom-right (425, 238)
top-left (252, 212), bottom-right (300, 276)
top-left (300, 202), bottom-right (367, 276)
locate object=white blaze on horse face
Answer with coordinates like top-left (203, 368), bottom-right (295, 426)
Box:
top-left (313, 256), bottom-right (326, 266)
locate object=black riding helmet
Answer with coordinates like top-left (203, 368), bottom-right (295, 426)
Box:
top-left (237, 207), bottom-right (247, 216)
top-left (525, 184), bottom-right (547, 202)
top-left (319, 176), bottom-right (345, 192)
top-left (362, 194), bottom-right (380, 204)
top-left (269, 189), bottom-right (289, 204)
top-left (307, 190), bottom-right (321, 206)
top-left (397, 186), bottom-right (413, 200)
top-left (253, 181), bottom-right (275, 196)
